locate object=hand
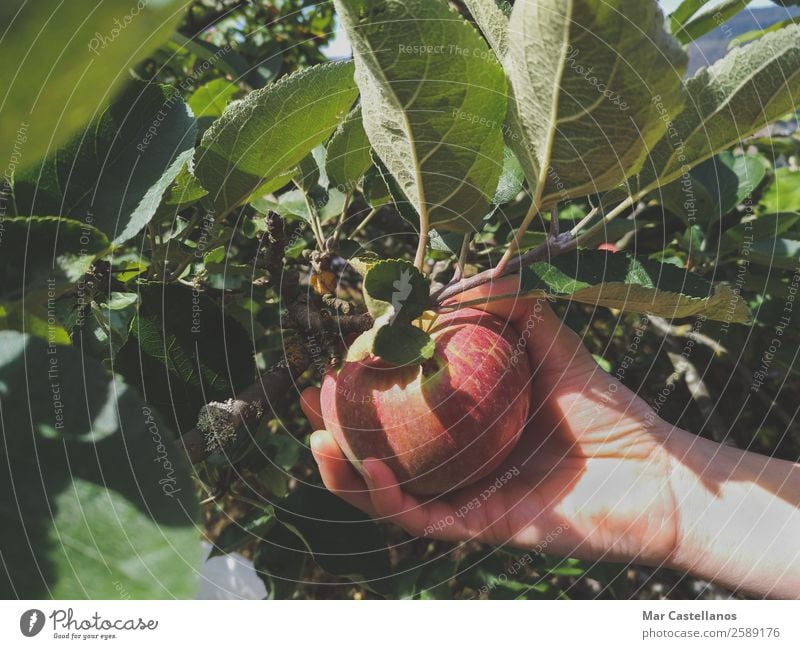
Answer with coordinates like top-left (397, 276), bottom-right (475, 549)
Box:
top-left (301, 276), bottom-right (681, 567)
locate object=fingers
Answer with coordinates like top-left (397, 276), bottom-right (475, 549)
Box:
top-left (361, 458), bottom-right (428, 534)
top-left (309, 430), bottom-right (375, 515)
top-left (300, 387), bottom-right (325, 430)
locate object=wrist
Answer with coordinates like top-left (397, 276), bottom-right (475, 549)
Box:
top-left (658, 426), bottom-right (800, 597)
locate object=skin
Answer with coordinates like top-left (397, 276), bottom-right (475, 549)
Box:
top-left (301, 276), bottom-right (800, 598)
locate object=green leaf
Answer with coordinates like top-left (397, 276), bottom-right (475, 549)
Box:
top-left (654, 152), bottom-right (765, 226)
top-left (210, 508), bottom-right (275, 558)
top-left (760, 168), bottom-right (800, 213)
top-left (335, 0), bottom-right (508, 232)
top-left (492, 147), bottom-right (525, 205)
top-left (749, 237), bottom-right (800, 269)
top-left (673, 0), bottom-right (752, 44)
top-left (636, 25), bottom-right (800, 197)
top-left (669, 0), bottom-right (716, 31)
top-left (362, 259), bottom-right (430, 322)
top-left (195, 61), bottom-right (358, 212)
top-left (372, 322), bottom-right (436, 367)
top-left (114, 284), bottom-right (255, 432)
top-left (293, 146), bottom-right (328, 193)
top-left (274, 486), bottom-right (390, 587)
top-left (77, 292), bottom-right (141, 361)
top-left (253, 523), bottom-right (307, 600)
top-left (506, 0), bottom-right (687, 206)
top-left (720, 212), bottom-right (800, 254)
top-left (326, 105), bottom-right (372, 192)
top-left (0, 217), bottom-right (109, 303)
top-left (14, 83), bottom-right (196, 245)
top-left (0, 0), bottom-right (184, 168)
top-left (0, 332), bottom-right (199, 598)
top-left (730, 15), bottom-right (800, 47)
top-left (462, 0), bottom-right (511, 58)
top-left (521, 250), bottom-right (751, 323)
top-left (161, 164), bottom-right (209, 210)
top-left (188, 79), bottom-right (241, 119)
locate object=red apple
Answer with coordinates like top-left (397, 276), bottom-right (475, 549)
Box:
top-left (320, 308), bottom-right (531, 495)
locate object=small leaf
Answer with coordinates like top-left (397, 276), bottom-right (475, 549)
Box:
top-left (188, 79), bottom-right (241, 119)
top-left (195, 61), bottom-right (357, 212)
top-left (492, 147), bottom-right (526, 205)
top-left (347, 252), bottom-right (382, 277)
top-left (372, 322), bottom-right (436, 367)
top-left (760, 168), bottom-right (800, 213)
top-left (720, 212), bottom-right (800, 254)
top-left (362, 259), bottom-right (430, 322)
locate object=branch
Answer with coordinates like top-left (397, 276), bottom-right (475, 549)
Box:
top-left (174, 364), bottom-right (297, 464)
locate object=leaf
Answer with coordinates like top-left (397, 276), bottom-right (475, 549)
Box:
top-left (749, 237), bottom-right (800, 269)
top-left (492, 147), bottom-right (526, 205)
top-left (521, 250), bottom-right (751, 323)
top-left (326, 105), bottom-right (372, 192)
top-left (462, 0), bottom-right (511, 58)
top-left (372, 322), bottom-right (436, 367)
top-left (335, 0), bottom-right (508, 232)
top-left (210, 508), bottom-right (275, 558)
top-left (253, 523), bottom-right (307, 599)
top-left (114, 284), bottom-right (255, 432)
top-left (76, 292), bottom-right (141, 361)
top-left (14, 83), bottom-right (196, 245)
top-left (506, 0), bottom-right (687, 206)
top-left (347, 252), bottom-right (382, 276)
top-left (0, 217), bottom-right (109, 303)
top-left (636, 25), bottom-right (800, 197)
top-left (161, 164), bottom-right (209, 209)
top-left (293, 146), bottom-right (328, 193)
top-left (188, 79), bottom-right (241, 139)
top-left (760, 168), bottom-right (800, 213)
top-left (274, 486), bottom-right (390, 587)
top-left (669, 0), bottom-right (716, 31)
top-left (362, 259), bottom-right (430, 322)
top-left (720, 212), bottom-right (800, 254)
top-left (673, 0), bottom-right (751, 44)
top-left (0, 0), bottom-right (184, 168)
top-left (0, 332), bottom-right (199, 598)
top-left (730, 15), bottom-right (800, 47)
top-left (195, 61), bottom-right (358, 212)
top-left (654, 152), bottom-right (765, 227)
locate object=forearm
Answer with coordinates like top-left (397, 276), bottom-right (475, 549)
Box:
top-left (663, 428), bottom-right (800, 598)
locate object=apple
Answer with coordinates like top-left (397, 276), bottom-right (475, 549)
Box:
top-left (320, 308), bottom-right (531, 495)
top-left (597, 242), bottom-right (619, 253)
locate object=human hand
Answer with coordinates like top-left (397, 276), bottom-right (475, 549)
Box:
top-left (301, 275), bottom-right (681, 567)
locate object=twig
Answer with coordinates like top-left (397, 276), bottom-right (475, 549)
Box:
top-left (450, 233), bottom-right (471, 283)
top-left (649, 316), bottom-right (728, 356)
top-left (175, 364), bottom-right (297, 464)
top-left (349, 206), bottom-right (379, 237)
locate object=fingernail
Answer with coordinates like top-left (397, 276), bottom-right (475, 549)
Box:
top-left (309, 430), bottom-right (325, 452)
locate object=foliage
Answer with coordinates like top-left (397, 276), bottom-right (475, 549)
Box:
top-left (1, 0), bottom-right (799, 600)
